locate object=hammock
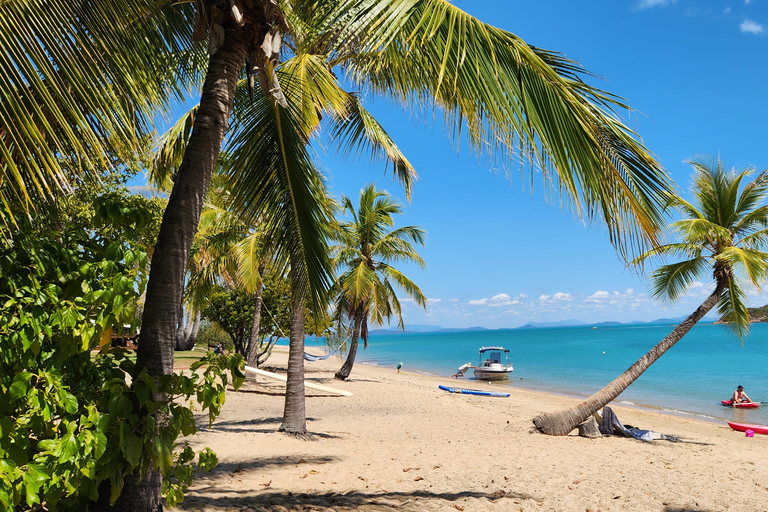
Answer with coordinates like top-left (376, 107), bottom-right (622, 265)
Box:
top-left (303, 351), bottom-right (334, 362)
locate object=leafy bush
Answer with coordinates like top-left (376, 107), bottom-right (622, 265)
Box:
top-left (196, 320), bottom-right (234, 352)
top-left (0, 200), bottom-right (243, 511)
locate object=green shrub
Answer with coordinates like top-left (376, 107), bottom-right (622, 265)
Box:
top-left (0, 201), bottom-right (243, 511)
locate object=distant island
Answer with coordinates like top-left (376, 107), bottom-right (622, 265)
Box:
top-left (714, 303), bottom-right (768, 324)
top-left (368, 316), bottom-right (721, 335)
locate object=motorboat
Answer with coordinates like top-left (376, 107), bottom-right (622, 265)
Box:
top-left (473, 346), bottom-right (513, 381)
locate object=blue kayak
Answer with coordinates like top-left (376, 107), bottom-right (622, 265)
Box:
top-left (439, 385), bottom-right (510, 397)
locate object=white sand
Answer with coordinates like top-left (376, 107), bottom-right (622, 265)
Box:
top-left (178, 349), bottom-right (768, 511)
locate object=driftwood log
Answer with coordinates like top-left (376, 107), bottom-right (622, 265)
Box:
top-left (577, 416), bottom-right (602, 438)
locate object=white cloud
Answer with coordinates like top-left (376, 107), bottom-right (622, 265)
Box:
top-left (587, 290), bottom-right (611, 301)
top-left (427, 298), bottom-right (441, 305)
top-left (469, 293), bottom-right (515, 307)
top-left (724, 7), bottom-right (732, 14)
top-left (538, 292), bottom-right (574, 303)
top-left (741, 19), bottom-right (764, 34)
top-left (637, 0), bottom-right (675, 9)
top-left (745, 0), bottom-right (751, 4)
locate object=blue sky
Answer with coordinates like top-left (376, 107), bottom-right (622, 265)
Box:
top-left (315, 0), bottom-right (768, 329)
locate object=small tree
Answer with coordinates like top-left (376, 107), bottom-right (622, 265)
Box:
top-left (203, 288), bottom-right (256, 355)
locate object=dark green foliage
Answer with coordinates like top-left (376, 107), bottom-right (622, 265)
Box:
top-left (196, 320), bottom-right (234, 351)
top-left (0, 200), bottom-right (243, 510)
top-left (203, 288), bottom-right (256, 355)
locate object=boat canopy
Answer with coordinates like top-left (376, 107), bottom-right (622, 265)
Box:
top-left (478, 346), bottom-right (509, 353)
top-left (478, 346), bottom-right (510, 366)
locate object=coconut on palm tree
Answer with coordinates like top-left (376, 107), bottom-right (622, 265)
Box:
top-left (534, 156), bottom-right (768, 436)
top-left (333, 184), bottom-right (427, 380)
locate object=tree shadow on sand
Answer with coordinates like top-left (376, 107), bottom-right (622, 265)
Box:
top-left (664, 507), bottom-right (716, 512)
top-left (179, 488), bottom-right (544, 511)
top-left (197, 456), bottom-right (340, 475)
top-left (192, 417), bottom-right (342, 440)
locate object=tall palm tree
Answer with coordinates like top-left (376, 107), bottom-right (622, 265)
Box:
top-left (534, 157), bottom-right (768, 435)
top-left (333, 184), bottom-right (427, 380)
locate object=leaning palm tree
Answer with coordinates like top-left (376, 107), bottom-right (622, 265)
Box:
top-left (534, 156), bottom-right (768, 435)
top-left (333, 184), bottom-right (427, 380)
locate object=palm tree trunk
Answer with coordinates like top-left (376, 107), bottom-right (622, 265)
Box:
top-left (335, 306), bottom-right (363, 380)
top-left (186, 310), bottom-right (202, 350)
top-left (246, 260), bottom-right (267, 369)
top-left (174, 302), bottom-right (186, 350)
top-left (102, 19), bottom-right (247, 512)
top-left (533, 282), bottom-right (725, 436)
top-left (279, 263), bottom-right (307, 435)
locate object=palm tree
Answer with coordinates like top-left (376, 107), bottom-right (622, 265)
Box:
top-left (534, 156), bottom-right (768, 436)
top-left (333, 184), bottom-right (427, 380)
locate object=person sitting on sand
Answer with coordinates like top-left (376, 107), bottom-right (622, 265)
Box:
top-left (451, 362), bottom-right (472, 379)
top-left (732, 385), bottom-right (752, 404)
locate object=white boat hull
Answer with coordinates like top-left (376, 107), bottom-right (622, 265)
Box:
top-left (473, 366), bottom-right (513, 381)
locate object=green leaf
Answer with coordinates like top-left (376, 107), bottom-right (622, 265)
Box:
top-left (109, 472), bottom-right (124, 505)
top-left (152, 435), bottom-right (173, 471)
top-left (197, 447), bottom-right (218, 473)
top-left (9, 372), bottom-right (33, 400)
top-left (58, 434), bottom-right (79, 463)
top-left (177, 407), bottom-right (197, 437)
top-left (60, 391), bottom-right (79, 415)
top-left (109, 395), bottom-right (133, 418)
top-left (120, 433), bottom-right (143, 467)
top-left (92, 432), bottom-right (108, 459)
top-left (0, 458), bottom-right (17, 474)
top-left (0, 488), bottom-right (10, 510)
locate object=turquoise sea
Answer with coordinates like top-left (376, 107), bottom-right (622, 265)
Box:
top-left (304, 322), bottom-right (768, 425)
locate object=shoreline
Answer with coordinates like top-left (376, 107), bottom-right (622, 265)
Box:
top-left (353, 358), bottom-right (732, 427)
top-left (178, 349), bottom-right (768, 512)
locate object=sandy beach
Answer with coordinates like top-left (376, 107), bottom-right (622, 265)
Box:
top-left (178, 349), bottom-right (768, 512)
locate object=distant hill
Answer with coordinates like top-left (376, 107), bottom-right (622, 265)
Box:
top-left (714, 304), bottom-right (768, 323)
top-left (517, 320), bottom-right (586, 329)
top-left (436, 326), bottom-right (489, 333)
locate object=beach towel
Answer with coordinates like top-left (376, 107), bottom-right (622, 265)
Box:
top-left (598, 406), bottom-right (632, 437)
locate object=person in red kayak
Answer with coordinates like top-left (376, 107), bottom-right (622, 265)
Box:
top-left (732, 385), bottom-right (753, 405)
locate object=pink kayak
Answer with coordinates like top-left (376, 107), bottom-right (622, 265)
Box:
top-left (728, 422), bottom-right (768, 435)
top-left (721, 400), bottom-right (760, 408)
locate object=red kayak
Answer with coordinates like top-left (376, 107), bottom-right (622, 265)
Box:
top-left (728, 422), bottom-right (768, 435)
top-left (721, 400), bottom-right (760, 408)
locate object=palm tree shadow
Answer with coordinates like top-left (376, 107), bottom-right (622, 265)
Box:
top-left (231, 387), bottom-right (347, 399)
top-left (664, 507), bottom-right (715, 512)
top-left (194, 417), bottom-right (341, 439)
top-left (179, 489), bottom-right (543, 511)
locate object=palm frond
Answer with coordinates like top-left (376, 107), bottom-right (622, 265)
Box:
top-left (716, 278), bottom-right (750, 342)
top-left (226, 92), bottom-right (334, 307)
top-left (328, 93), bottom-right (417, 200)
top-left (718, 247), bottom-right (768, 291)
top-left (0, 0), bottom-right (197, 224)
top-left (310, 0), bottom-right (674, 258)
top-left (151, 103), bottom-right (199, 190)
top-left (649, 257), bottom-right (710, 304)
